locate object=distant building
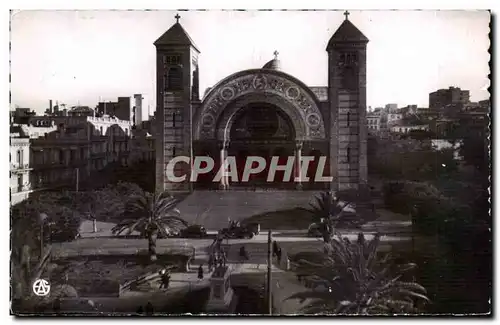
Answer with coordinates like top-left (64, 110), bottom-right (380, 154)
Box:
top-left (133, 94), bottom-right (145, 126)
top-left (11, 120), bottom-right (58, 139)
top-left (367, 105), bottom-right (403, 132)
top-left (29, 117), bottom-right (132, 190)
top-left (479, 99), bottom-right (491, 110)
top-left (386, 111), bottom-right (403, 127)
top-left (67, 106), bottom-right (95, 117)
top-left (366, 110), bottom-right (381, 131)
top-left (389, 122), bottom-right (429, 134)
top-left (97, 97), bottom-right (132, 122)
top-left (10, 112), bottom-right (133, 191)
top-left (130, 125), bottom-right (155, 162)
top-left (385, 103), bottom-right (398, 112)
top-left (10, 133), bottom-right (32, 205)
top-left (431, 139), bottom-right (463, 160)
top-left (429, 87), bottom-right (470, 110)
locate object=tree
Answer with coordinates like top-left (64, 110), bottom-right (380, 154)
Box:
top-left (111, 192), bottom-right (188, 262)
top-left (288, 232), bottom-right (430, 315)
top-left (305, 191), bottom-right (363, 242)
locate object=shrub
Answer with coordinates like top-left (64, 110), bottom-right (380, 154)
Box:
top-left (383, 181), bottom-right (442, 214)
top-left (65, 278), bottom-right (121, 297)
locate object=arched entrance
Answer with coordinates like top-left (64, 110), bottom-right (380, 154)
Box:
top-left (193, 69), bottom-right (328, 190)
top-left (227, 102), bottom-right (295, 188)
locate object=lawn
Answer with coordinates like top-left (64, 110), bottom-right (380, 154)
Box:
top-left (48, 259), bottom-right (163, 297)
top-left (46, 251), bottom-right (198, 298)
top-left (242, 208), bottom-right (316, 230)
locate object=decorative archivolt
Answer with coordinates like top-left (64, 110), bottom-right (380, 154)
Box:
top-left (194, 70), bottom-right (326, 141)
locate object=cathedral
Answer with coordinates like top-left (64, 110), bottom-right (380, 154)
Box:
top-left (154, 12), bottom-right (369, 193)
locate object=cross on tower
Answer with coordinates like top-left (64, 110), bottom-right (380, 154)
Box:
top-left (344, 11), bottom-right (350, 20)
top-left (273, 50), bottom-right (279, 59)
top-left (175, 13), bottom-right (181, 23)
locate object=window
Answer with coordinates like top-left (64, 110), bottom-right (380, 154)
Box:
top-left (100, 127), bottom-right (103, 135)
top-left (172, 147), bottom-right (176, 156)
top-left (164, 54), bottom-right (181, 66)
top-left (17, 150), bottom-right (23, 166)
top-left (346, 147), bottom-right (350, 163)
top-left (165, 66), bottom-right (183, 91)
top-left (172, 112), bottom-right (176, 128)
top-left (17, 175), bottom-right (23, 191)
top-left (347, 112), bottom-right (350, 126)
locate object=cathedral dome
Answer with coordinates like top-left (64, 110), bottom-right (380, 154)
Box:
top-left (262, 51), bottom-right (281, 70)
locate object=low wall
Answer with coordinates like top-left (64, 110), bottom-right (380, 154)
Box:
top-left (229, 272), bottom-right (311, 315)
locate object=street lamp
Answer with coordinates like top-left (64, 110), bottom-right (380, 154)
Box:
top-left (75, 167), bottom-right (79, 192)
top-left (39, 212), bottom-right (48, 258)
top-left (267, 229), bottom-right (273, 315)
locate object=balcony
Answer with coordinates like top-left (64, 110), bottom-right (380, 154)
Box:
top-left (10, 164), bottom-right (32, 173)
top-left (11, 184), bottom-right (32, 194)
top-left (31, 161), bottom-right (66, 170)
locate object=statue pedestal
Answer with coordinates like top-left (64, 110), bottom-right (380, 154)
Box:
top-left (206, 266), bottom-right (235, 312)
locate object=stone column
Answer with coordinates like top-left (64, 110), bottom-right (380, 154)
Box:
top-left (219, 140), bottom-right (229, 190)
top-left (294, 141), bottom-right (303, 190)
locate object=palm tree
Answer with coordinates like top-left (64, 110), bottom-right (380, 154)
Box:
top-left (111, 191), bottom-right (188, 262)
top-left (288, 232), bottom-right (430, 315)
top-left (305, 191), bottom-right (357, 242)
top-left (11, 202), bottom-right (79, 313)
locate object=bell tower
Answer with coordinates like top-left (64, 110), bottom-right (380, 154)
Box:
top-left (327, 11), bottom-right (369, 191)
top-left (155, 13), bottom-right (200, 193)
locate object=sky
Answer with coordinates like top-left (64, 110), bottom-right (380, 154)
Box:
top-left (10, 10), bottom-right (490, 114)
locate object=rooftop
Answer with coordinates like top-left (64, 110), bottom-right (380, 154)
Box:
top-left (154, 15), bottom-right (200, 52)
top-left (327, 12), bottom-right (369, 49)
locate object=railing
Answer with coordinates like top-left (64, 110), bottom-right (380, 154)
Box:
top-left (12, 185), bottom-right (32, 194)
top-left (10, 164), bottom-right (31, 171)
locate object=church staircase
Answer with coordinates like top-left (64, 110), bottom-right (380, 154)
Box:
top-left (176, 190), bottom-right (319, 230)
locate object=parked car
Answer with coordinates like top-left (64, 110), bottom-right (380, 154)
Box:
top-left (157, 227), bottom-right (181, 239)
top-left (179, 225), bottom-right (207, 238)
top-left (220, 223), bottom-right (258, 239)
top-left (244, 222), bottom-right (260, 235)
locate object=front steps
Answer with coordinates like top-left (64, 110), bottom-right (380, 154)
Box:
top-left (176, 190), bottom-right (319, 230)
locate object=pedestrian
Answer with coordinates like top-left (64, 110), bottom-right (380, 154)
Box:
top-left (159, 270), bottom-right (170, 289)
top-left (216, 236), bottom-right (223, 251)
top-left (239, 245), bottom-right (249, 261)
top-left (222, 250), bottom-right (227, 266)
top-left (272, 240), bottom-right (279, 257)
top-left (145, 302), bottom-right (154, 315)
top-left (198, 264), bottom-right (204, 280)
top-left (208, 254), bottom-right (214, 272)
top-left (136, 305), bottom-right (144, 314)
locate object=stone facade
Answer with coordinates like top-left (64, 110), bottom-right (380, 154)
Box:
top-left (155, 13), bottom-right (369, 193)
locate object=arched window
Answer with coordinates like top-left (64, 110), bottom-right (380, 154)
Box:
top-left (165, 66), bottom-right (183, 91)
top-left (17, 150), bottom-right (23, 166)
